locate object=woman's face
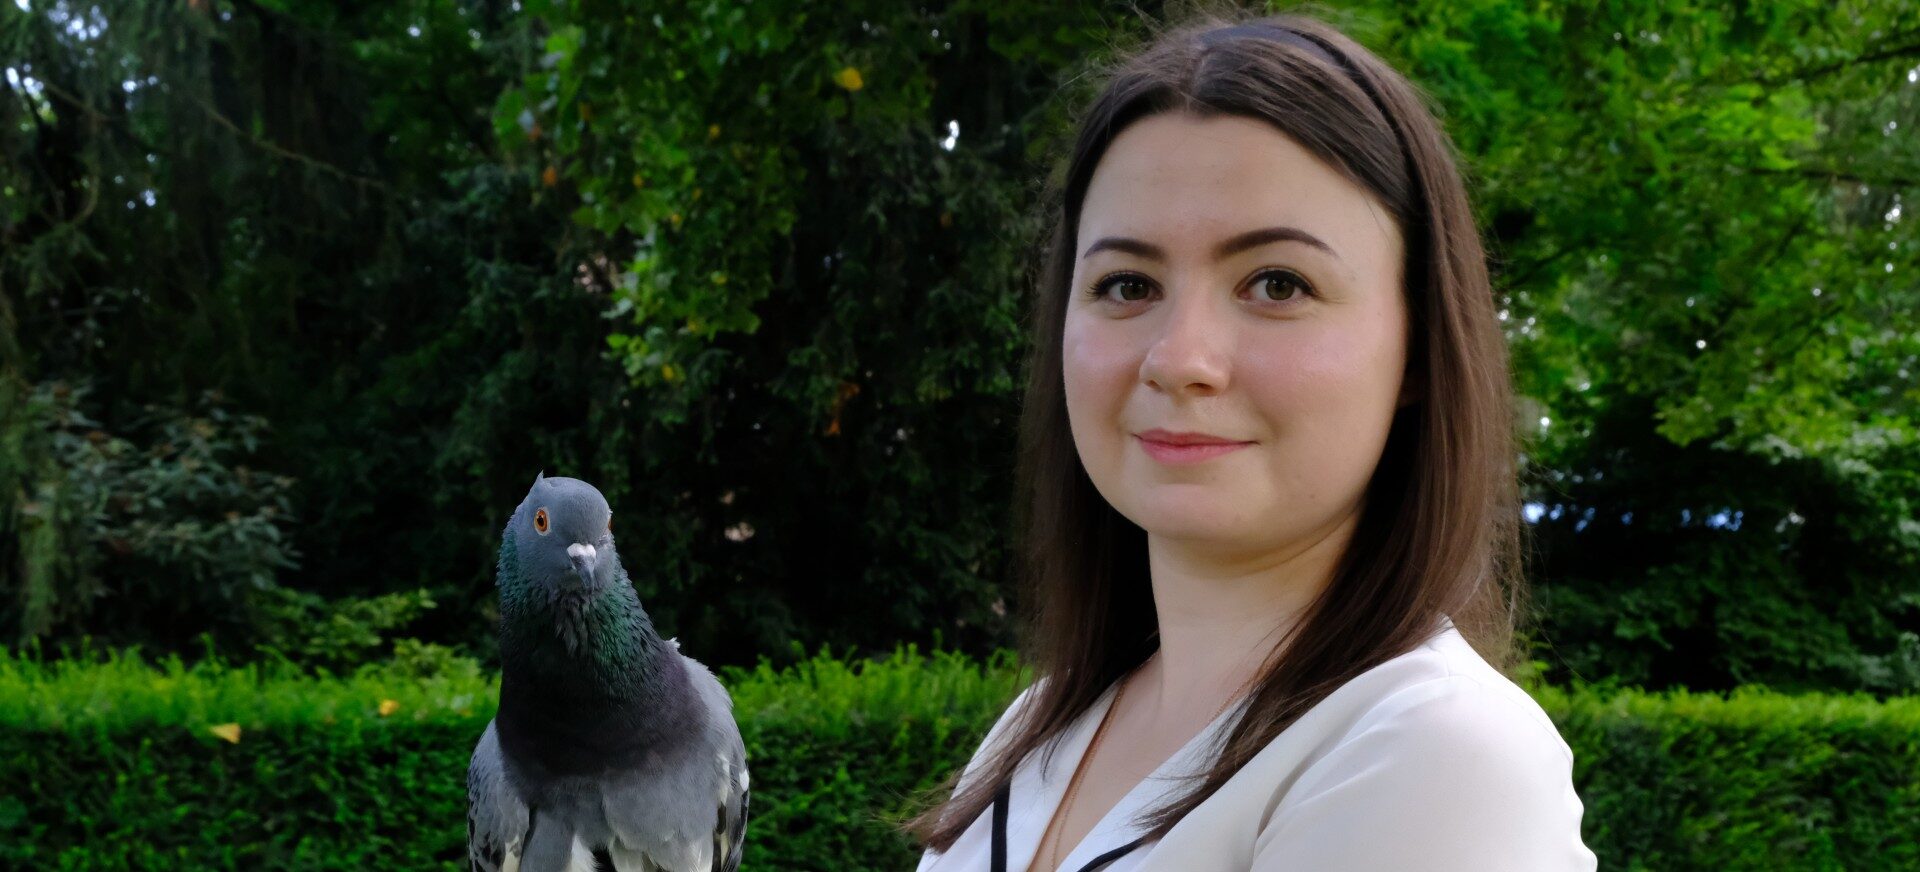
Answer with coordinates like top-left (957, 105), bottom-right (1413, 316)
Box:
top-left (1064, 111), bottom-right (1409, 555)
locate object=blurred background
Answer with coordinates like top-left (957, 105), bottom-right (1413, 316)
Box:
top-left (2, 0), bottom-right (1917, 868)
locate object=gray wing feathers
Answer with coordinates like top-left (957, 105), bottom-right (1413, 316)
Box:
top-left (693, 653), bottom-right (749, 872)
top-left (468, 720), bottom-right (530, 872)
top-left (601, 654), bottom-right (749, 872)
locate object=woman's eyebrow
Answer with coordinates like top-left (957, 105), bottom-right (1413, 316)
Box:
top-left (1081, 225), bottom-right (1340, 263)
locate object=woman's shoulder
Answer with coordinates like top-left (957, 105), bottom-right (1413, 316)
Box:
top-left (986, 674), bottom-right (1047, 732)
top-left (988, 618), bottom-right (1567, 764)
top-left (950, 676), bottom-right (1050, 791)
top-left (1229, 619), bottom-right (1594, 869)
top-left (969, 619), bottom-right (1574, 794)
top-left (1321, 616), bottom-right (1569, 760)
top-left (1233, 615), bottom-right (1577, 810)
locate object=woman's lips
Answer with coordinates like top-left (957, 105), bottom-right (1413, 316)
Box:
top-left (1135, 435), bottom-right (1254, 464)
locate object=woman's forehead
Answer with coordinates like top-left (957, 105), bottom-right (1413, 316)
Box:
top-left (1076, 112), bottom-right (1400, 270)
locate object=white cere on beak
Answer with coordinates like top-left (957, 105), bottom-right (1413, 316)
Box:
top-left (567, 542), bottom-right (597, 561)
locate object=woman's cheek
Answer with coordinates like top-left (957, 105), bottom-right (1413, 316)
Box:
top-left (1267, 320), bottom-right (1405, 503)
top-left (1062, 316), bottom-right (1138, 468)
top-left (1241, 322), bottom-right (1397, 477)
top-left (1239, 325), bottom-right (1349, 421)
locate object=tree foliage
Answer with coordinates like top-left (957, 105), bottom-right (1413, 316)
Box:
top-left (1410, 0), bottom-right (1920, 692)
top-left (3, 0), bottom-right (1916, 692)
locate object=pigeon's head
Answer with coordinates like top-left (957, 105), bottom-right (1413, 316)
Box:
top-left (509, 472), bottom-right (619, 595)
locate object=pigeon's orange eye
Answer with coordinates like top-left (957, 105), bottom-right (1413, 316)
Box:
top-left (534, 508), bottom-right (550, 534)
top-left (606, 516), bottom-right (612, 533)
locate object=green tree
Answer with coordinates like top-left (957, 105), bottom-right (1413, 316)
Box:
top-left (1398, 0), bottom-right (1920, 692)
top-left (4, 0), bottom-right (1916, 694)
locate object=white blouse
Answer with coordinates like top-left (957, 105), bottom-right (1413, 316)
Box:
top-left (915, 616), bottom-right (1598, 872)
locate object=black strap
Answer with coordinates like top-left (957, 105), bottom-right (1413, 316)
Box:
top-left (1076, 836), bottom-right (1150, 872)
top-left (990, 782), bottom-right (1151, 872)
top-left (991, 782), bottom-right (1010, 872)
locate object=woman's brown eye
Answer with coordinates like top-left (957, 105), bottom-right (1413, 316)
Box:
top-left (1088, 274), bottom-right (1152, 302)
top-left (1254, 269), bottom-right (1311, 301)
top-left (534, 508), bottom-right (550, 534)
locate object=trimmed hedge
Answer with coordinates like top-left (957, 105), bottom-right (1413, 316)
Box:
top-left (0, 646), bottom-right (1022, 870)
top-left (1535, 684), bottom-right (1920, 871)
top-left (1, 649), bottom-right (1916, 870)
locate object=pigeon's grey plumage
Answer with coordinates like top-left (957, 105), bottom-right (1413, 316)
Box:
top-left (468, 473), bottom-right (749, 872)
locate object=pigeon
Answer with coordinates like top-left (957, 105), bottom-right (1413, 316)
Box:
top-left (468, 473), bottom-right (749, 872)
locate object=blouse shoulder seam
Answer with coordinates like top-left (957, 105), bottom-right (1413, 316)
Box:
top-left (1337, 671), bottom-right (1571, 763)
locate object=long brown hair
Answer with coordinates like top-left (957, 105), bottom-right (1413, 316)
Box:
top-left (904, 5), bottom-right (1529, 850)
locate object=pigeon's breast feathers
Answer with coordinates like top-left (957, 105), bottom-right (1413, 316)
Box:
top-left (495, 474), bottom-right (667, 696)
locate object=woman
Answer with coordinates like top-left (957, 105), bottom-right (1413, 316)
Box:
top-left (905, 10), bottom-right (1598, 872)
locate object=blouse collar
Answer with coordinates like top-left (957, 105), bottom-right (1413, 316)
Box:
top-left (1007, 614), bottom-right (1458, 870)
top-left (1005, 678), bottom-right (1246, 871)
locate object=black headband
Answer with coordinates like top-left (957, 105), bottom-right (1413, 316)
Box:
top-left (1196, 22), bottom-right (1421, 211)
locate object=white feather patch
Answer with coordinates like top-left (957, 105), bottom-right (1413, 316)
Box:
top-left (565, 836), bottom-right (597, 872)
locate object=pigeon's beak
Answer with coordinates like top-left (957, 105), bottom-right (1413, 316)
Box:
top-left (566, 542), bottom-right (599, 587)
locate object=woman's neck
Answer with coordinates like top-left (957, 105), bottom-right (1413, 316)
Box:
top-left (1138, 506), bottom-right (1359, 719)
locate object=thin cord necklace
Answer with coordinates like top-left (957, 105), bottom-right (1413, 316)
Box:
top-left (1032, 651), bottom-right (1263, 872)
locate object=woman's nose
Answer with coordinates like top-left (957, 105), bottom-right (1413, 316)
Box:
top-left (1139, 283), bottom-right (1232, 396)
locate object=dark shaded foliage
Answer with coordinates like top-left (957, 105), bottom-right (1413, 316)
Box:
top-left (2, 0), bottom-right (1917, 691)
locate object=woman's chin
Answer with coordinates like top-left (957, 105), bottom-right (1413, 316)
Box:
top-left (1127, 501), bottom-right (1260, 544)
